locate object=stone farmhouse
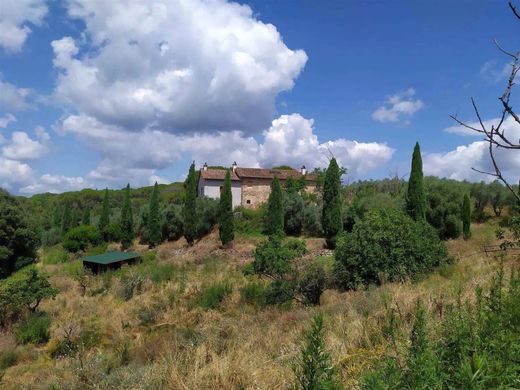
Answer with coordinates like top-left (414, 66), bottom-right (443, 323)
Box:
top-left (197, 162), bottom-right (317, 209)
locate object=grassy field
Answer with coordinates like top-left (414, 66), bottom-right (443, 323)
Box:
top-left (0, 219), bottom-right (514, 389)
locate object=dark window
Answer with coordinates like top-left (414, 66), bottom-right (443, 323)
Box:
top-left (246, 199), bottom-right (251, 204)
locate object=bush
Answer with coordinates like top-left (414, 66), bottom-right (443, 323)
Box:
top-left (285, 238), bottom-right (308, 257)
top-left (234, 206), bottom-right (265, 236)
top-left (335, 208), bottom-right (449, 290)
top-left (303, 202), bottom-right (322, 236)
top-left (240, 282), bottom-right (268, 307)
top-left (196, 197), bottom-right (219, 238)
top-left (136, 306), bottom-right (158, 326)
top-left (284, 192), bottom-right (304, 235)
top-left (41, 227), bottom-right (61, 247)
top-left (298, 262), bottom-right (327, 305)
top-left (196, 283), bottom-right (232, 310)
top-left (119, 273), bottom-right (144, 301)
top-left (252, 236), bottom-right (298, 279)
top-left (16, 312), bottom-right (51, 344)
top-left (161, 205), bottom-right (183, 241)
top-left (41, 246), bottom-right (68, 265)
top-left (0, 350), bottom-right (17, 370)
top-left (106, 223), bottom-right (122, 242)
top-left (265, 279), bottom-right (295, 305)
top-left (444, 214), bottom-right (461, 239)
top-left (62, 225), bottom-right (101, 253)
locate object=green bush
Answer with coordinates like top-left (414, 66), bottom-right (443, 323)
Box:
top-left (265, 279), bottom-right (295, 305)
top-left (284, 192), bottom-right (304, 235)
top-left (235, 206), bottom-right (265, 236)
top-left (62, 225), bottom-right (101, 253)
top-left (41, 246), bottom-right (68, 265)
top-left (298, 262), bottom-right (327, 305)
top-left (41, 227), bottom-right (61, 247)
top-left (335, 208), bottom-right (449, 290)
top-left (285, 238), bottom-right (308, 257)
top-left (240, 282), bottom-right (268, 307)
top-left (16, 312), bottom-right (51, 344)
top-left (0, 350), bottom-right (17, 370)
top-left (195, 197), bottom-right (219, 239)
top-left (303, 202), bottom-right (322, 236)
top-left (162, 204), bottom-right (183, 241)
top-left (252, 236), bottom-right (297, 279)
top-left (196, 283), bottom-right (232, 310)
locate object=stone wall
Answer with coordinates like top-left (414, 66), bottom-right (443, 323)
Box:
top-left (241, 178), bottom-right (316, 209)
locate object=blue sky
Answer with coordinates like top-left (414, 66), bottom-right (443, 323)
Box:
top-left (0, 0), bottom-right (519, 194)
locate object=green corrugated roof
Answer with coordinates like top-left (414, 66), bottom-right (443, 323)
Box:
top-left (82, 251), bottom-right (140, 265)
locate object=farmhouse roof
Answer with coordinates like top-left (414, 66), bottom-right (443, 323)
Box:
top-left (82, 251), bottom-right (140, 265)
top-left (200, 168), bottom-right (240, 181)
top-left (235, 167), bottom-right (316, 181)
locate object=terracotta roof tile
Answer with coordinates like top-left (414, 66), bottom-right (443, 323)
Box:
top-left (200, 169), bottom-right (239, 181)
top-left (235, 167), bottom-right (316, 181)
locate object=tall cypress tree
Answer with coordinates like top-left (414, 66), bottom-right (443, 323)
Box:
top-left (322, 158), bottom-right (342, 249)
top-left (99, 188), bottom-right (110, 241)
top-left (265, 176), bottom-right (284, 236)
top-left (148, 182), bottom-right (161, 247)
top-left (81, 207), bottom-right (90, 225)
top-left (462, 193), bottom-right (471, 240)
top-left (183, 162), bottom-right (198, 246)
top-left (61, 201), bottom-right (72, 234)
top-left (219, 170), bottom-right (234, 246)
top-left (120, 183), bottom-right (134, 249)
top-left (407, 142), bottom-right (426, 221)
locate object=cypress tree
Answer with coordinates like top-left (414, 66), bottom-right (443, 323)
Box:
top-left (265, 176), bottom-right (284, 237)
top-left (148, 182), bottom-right (161, 247)
top-left (81, 207), bottom-right (90, 225)
top-left (183, 162), bottom-right (198, 246)
top-left (322, 158), bottom-right (342, 249)
top-left (99, 188), bottom-right (110, 241)
top-left (219, 170), bottom-right (234, 246)
top-left (407, 142), bottom-right (426, 221)
top-left (462, 193), bottom-right (471, 240)
top-left (61, 201), bottom-right (72, 234)
top-left (120, 183), bottom-right (134, 249)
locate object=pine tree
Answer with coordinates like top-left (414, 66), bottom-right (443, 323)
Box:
top-left (219, 170), bottom-right (234, 246)
top-left (61, 201), bottom-right (72, 234)
top-left (120, 183), bottom-right (134, 249)
top-left (322, 158), bottom-right (342, 249)
top-left (99, 188), bottom-right (110, 241)
top-left (265, 176), bottom-right (284, 237)
top-left (148, 182), bottom-right (161, 247)
top-left (183, 162), bottom-right (198, 246)
top-left (81, 207), bottom-right (90, 225)
top-left (407, 142), bottom-right (426, 221)
top-left (462, 193), bottom-right (471, 240)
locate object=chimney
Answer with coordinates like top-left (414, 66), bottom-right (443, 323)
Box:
top-left (301, 165), bottom-right (307, 175)
top-left (203, 162), bottom-right (208, 171)
top-left (232, 161), bottom-right (238, 173)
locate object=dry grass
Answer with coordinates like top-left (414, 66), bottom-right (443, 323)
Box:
top-left (0, 223), bottom-right (514, 389)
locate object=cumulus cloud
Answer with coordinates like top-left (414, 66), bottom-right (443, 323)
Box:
top-left (2, 131), bottom-right (48, 160)
top-left (443, 116), bottom-right (520, 138)
top-left (0, 0), bottom-right (47, 53)
top-left (0, 157), bottom-right (33, 189)
top-left (372, 88), bottom-right (424, 123)
top-left (0, 78), bottom-right (31, 111)
top-left (53, 0), bottom-right (307, 134)
top-left (19, 174), bottom-right (87, 194)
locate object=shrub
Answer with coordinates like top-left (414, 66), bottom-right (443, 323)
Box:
top-left (195, 197), bottom-right (219, 238)
top-left (62, 225), bottom-right (101, 253)
top-left (41, 246), bottom-right (68, 265)
top-left (303, 202), bottom-right (322, 236)
top-left (284, 192), bottom-right (304, 235)
top-left (41, 228), bottom-right (62, 247)
top-left (252, 236), bottom-right (297, 279)
top-left (285, 238), bottom-right (308, 257)
top-left (161, 205), bottom-right (183, 241)
top-left (136, 306), bottom-right (158, 326)
top-left (335, 208), bottom-right (449, 290)
top-left (119, 273), bottom-right (144, 301)
top-left (265, 279), bottom-right (296, 305)
top-left (0, 350), bottom-right (17, 370)
top-left (298, 262), bottom-right (326, 305)
top-left (16, 311), bottom-right (51, 344)
top-left (106, 223), bottom-right (123, 242)
top-left (240, 282), bottom-right (268, 307)
top-left (444, 214), bottom-right (461, 239)
top-left (235, 206), bottom-right (264, 236)
top-left (196, 283), bottom-right (232, 310)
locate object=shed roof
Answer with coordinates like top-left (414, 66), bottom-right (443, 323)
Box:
top-left (82, 251), bottom-right (140, 265)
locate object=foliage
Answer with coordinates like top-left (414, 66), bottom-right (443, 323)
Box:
top-left (303, 202), bottom-right (322, 236)
top-left (0, 350), bottom-right (17, 371)
top-left (265, 176), bottom-right (284, 237)
top-left (284, 191), bottom-right (304, 236)
top-left (16, 311), bottom-right (51, 344)
top-left (81, 207), bottom-right (90, 225)
top-left (298, 262), bottom-right (327, 305)
top-left (0, 189), bottom-right (39, 278)
top-left (41, 246), bottom-right (68, 265)
top-left (406, 142), bottom-right (426, 221)
top-left (99, 189), bottom-right (110, 241)
top-left (240, 282), bottom-right (268, 307)
top-left (119, 273), bottom-right (144, 301)
top-left (335, 208), bottom-right (449, 290)
top-left (161, 204), bottom-right (184, 241)
top-left (148, 182), bottom-right (162, 247)
top-left (183, 162), bottom-right (198, 246)
top-left (235, 206), bottom-right (265, 236)
top-left (462, 193), bottom-right (471, 240)
top-left (322, 158), bottom-right (343, 248)
top-left (219, 170), bottom-right (235, 245)
top-left (470, 181), bottom-right (491, 222)
top-left (62, 225), bottom-right (102, 253)
top-left (293, 313), bottom-right (342, 390)
top-left (61, 201), bottom-right (72, 234)
top-left (252, 236), bottom-right (299, 279)
top-left (489, 180), bottom-right (507, 217)
top-left (195, 283), bottom-right (232, 310)
top-left (41, 227), bottom-right (61, 247)
top-left (195, 197), bottom-right (219, 238)
top-left (120, 184), bottom-right (134, 249)
top-left (264, 279), bottom-right (296, 305)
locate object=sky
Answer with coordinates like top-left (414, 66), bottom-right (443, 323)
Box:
top-left (0, 0), bottom-right (519, 195)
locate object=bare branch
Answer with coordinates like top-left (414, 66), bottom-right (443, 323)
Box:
top-left (509, 1), bottom-right (520, 19)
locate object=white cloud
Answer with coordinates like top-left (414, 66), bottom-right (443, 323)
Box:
top-left (0, 113), bottom-right (16, 128)
top-left (0, 0), bottom-right (47, 53)
top-left (2, 131), bottom-right (48, 160)
top-left (19, 174), bottom-right (87, 194)
top-left (0, 157), bottom-right (33, 187)
top-left (53, 0), bottom-right (307, 134)
top-left (372, 88), bottom-right (424, 123)
top-left (0, 78), bottom-right (31, 111)
top-left (480, 59), bottom-right (512, 83)
top-left (443, 116), bottom-right (520, 138)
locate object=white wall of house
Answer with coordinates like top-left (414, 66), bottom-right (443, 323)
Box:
top-left (198, 178), bottom-right (242, 209)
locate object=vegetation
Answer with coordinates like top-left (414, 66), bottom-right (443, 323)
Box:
top-left (462, 193), bottom-right (472, 240)
top-left (148, 182), bottom-right (162, 247)
top-left (407, 142), bottom-right (426, 221)
top-left (120, 183), bottom-right (134, 249)
top-left (322, 158), bottom-right (342, 248)
top-left (184, 162), bottom-right (198, 245)
top-left (62, 225), bottom-right (101, 253)
top-left (265, 176), bottom-right (284, 236)
top-left (99, 189), bottom-right (110, 241)
top-left (218, 170), bottom-right (234, 246)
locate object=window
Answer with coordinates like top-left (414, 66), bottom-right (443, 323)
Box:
top-left (246, 199), bottom-right (251, 204)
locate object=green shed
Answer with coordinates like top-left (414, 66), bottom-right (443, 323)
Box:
top-left (82, 251), bottom-right (140, 273)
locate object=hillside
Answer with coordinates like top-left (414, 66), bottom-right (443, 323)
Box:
top-left (0, 220), bottom-right (512, 389)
